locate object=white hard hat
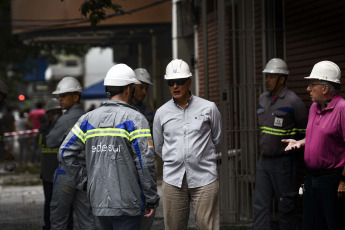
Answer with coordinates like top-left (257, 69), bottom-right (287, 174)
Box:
top-left (165, 59), bottom-right (192, 80)
top-left (104, 64), bottom-right (140, 86)
top-left (0, 80), bottom-right (8, 95)
top-left (263, 58), bottom-right (289, 75)
top-left (45, 98), bottom-right (61, 112)
top-left (52, 76), bottom-right (82, 94)
top-left (304, 61), bottom-right (341, 84)
top-left (134, 68), bottom-right (153, 85)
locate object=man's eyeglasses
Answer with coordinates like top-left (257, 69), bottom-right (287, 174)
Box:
top-left (308, 83), bottom-right (324, 87)
top-left (167, 78), bottom-right (189, 87)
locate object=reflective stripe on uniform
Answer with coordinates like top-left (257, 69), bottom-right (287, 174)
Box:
top-left (41, 148), bottom-right (58, 154)
top-left (260, 126), bottom-right (306, 136)
top-left (39, 133), bottom-right (58, 154)
top-left (72, 123), bottom-right (151, 143)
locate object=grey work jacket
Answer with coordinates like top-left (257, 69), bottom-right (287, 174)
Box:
top-left (46, 104), bottom-right (85, 148)
top-left (257, 87), bottom-right (307, 156)
top-left (59, 100), bottom-right (159, 217)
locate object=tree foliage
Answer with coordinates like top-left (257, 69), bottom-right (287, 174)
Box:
top-left (61, 0), bottom-right (124, 27)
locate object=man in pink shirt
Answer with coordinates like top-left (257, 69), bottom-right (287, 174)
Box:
top-left (27, 102), bottom-right (45, 163)
top-left (27, 102), bottom-right (45, 129)
top-left (283, 61), bottom-right (345, 230)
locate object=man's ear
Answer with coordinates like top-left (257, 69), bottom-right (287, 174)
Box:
top-left (73, 93), bottom-right (80, 102)
top-left (279, 76), bottom-right (286, 84)
top-left (322, 84), bottom-right (329, 94)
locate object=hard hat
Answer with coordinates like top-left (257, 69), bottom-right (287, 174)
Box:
top-left (52, 76), bottom-right (82, 94)
top-left (45, 98), bottom-right (61, 112)
top-left (134, 68), bottom-right (153, 85)
top-left (263, 58), bottom-right (289, 75)
top-left (304, 61), bottom-right (341, 84)
top-left (165, 59), bottom-right (192, 80)
top-left (0, 80), bottom-right (8, 95)
top-left (104, 64), bottom-right (140, 86)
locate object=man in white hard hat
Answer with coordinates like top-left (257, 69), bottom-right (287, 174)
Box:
top-left (254, 58), bottom-right (308, 230)
top-left (47, 76), bottom-right (96, 230)
top-left (283, 61), bottom-right (345, 230)
top-left (58, 64), bottom-right (159, 230)
top-left (132, 68), bottom-right (155, 130)
top-left (39, 98), bottom-right (63, 230)
top-left (153, 59), bottom-right (222, 230)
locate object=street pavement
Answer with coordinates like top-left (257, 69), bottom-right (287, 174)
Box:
top-left (0, 162), bottom-right (196, 230)
top-left (0, 161), bottom-right (250, 230)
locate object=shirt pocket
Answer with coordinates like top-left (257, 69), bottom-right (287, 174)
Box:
top-left (272, 110), bottom-right (293, 128)
top-left (190, 114), bottom-right (210, 133)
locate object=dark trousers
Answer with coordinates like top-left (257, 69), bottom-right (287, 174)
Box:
top-left (254, 155), bottom-right (299, 230)
top-left (42, 180), bottom-right (73, 230)
top-left (43, 180), bottom-right (53, 230)
top-left (303, 172), bottom-right (342, 230)
top-left (98, 215), bottom-right (141, 230)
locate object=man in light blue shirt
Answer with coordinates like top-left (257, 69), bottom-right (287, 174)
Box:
top-left (153, 59), bottom-right (222, 230)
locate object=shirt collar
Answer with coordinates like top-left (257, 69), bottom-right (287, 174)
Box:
top-left (65, 104), bottom-right (82, 114)
top-left (101, 99), bottom-right (139, 111)
top-left (267, 87), bottom-right (287, 99)
top-left (316, 94), bottom-right (340, 112)
top-left (172, 91), bottom-right (193, 109)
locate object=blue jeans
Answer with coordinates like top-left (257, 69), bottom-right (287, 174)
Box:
top-left (98, 215), bottom-right (141, 230)
top-left (303, 172), bottom-right (342, 230)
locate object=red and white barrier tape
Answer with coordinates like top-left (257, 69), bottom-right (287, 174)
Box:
top-left (4, 129), bottom-right (39, 137)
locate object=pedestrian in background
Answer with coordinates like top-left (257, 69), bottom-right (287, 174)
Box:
top-left (27, 101), bottom-right (45, 164)
top-left (47, 76), bottom-right (95, 230)
top-left (153, 59), bottom-right (222, 230)
top-left (283, 61), bottom-right (345, 230)
top-left (16, 109), bottom-right (29, 165)
top-left (39, 98), bottom-right (62, 230)
top-left (0, 80), bottom-right (8, 161)
top-left (2, 107), bottom-right (16, 156)
top-left (253, 58), bottom-right (308, 230)
top-left (59, 64), bottom-right (159, 230)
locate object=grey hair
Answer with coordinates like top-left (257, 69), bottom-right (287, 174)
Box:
top-left (320, 80), bottom-right (342, 95)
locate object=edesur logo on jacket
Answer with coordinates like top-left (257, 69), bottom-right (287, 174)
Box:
top-left (92, 143), bottom-right (122, 153)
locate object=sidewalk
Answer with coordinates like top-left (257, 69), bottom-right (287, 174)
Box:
top-left (0, 161), bottom-right (252, 230)
top-left (0, 162), bottom-right (196, 230)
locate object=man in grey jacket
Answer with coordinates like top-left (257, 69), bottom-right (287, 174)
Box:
top-left (47, 76), bottom-right (95, 230)
top-left (59, 64), bottom-right (159, 230)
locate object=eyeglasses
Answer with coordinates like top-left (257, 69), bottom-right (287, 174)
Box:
top-left (308, 83), bottom-right (324, 87)
top-left (167, 78), bottom-right (189, 87)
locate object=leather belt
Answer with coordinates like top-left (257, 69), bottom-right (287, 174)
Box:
top-left (308, 167), bottom-right (343, 176)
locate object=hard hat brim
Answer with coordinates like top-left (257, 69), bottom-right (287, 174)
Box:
top-left (139, 79), bottom-right (153, 85)
top-left (104, 78), bottom-right (140, 86)
top-left (52, 88), bottom-right (83, 94)
top-left (262, 69), bottom-right (289, 75)
top-left (164, 74), bottom-right (192, 80)
top-left (304, 75), bottom-right (340, 84)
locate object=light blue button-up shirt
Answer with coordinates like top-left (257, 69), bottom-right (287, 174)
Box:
top-left (153, 94), bottom-right (222, 188)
